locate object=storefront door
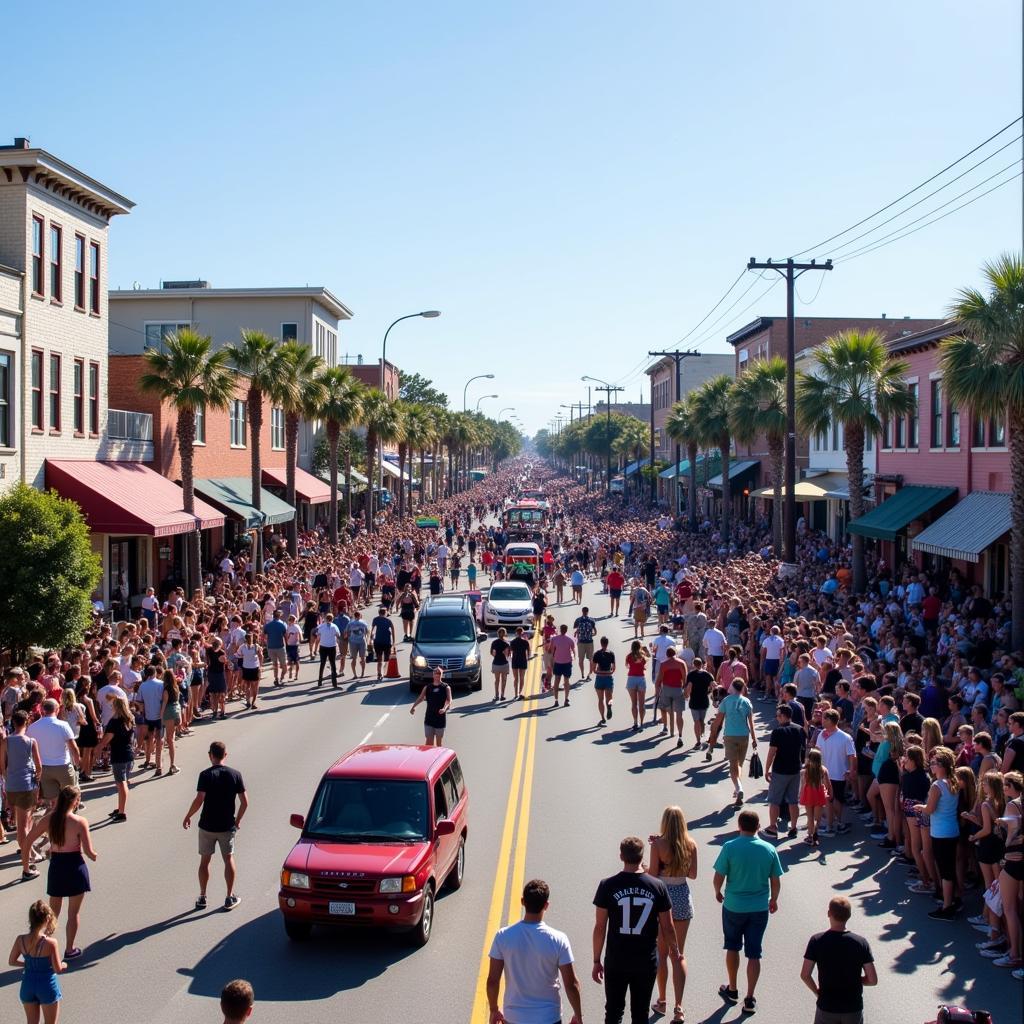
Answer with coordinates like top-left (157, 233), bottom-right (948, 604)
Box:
top-left (109, 538), bottom-right (137, 612)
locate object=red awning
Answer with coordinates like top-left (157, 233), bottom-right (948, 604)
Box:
top-left (46, 460), bottom-right (225, 537)
top-left (262, 466), bottom-right (333, 505)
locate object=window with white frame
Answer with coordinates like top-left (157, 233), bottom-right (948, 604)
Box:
top-left (194, 405), bottom-right (206, 444)
top-left (230, 399), bottom-right (247, 447)
top-left (0, 352), bottom-right (11, 447)
top-left (145, 322), bottom-right (190, 350)
top-left (271, 407), bottom-right (285, 450)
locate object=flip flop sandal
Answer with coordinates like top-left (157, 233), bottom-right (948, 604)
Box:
top-left (650, 1001), bottom-right (666, 1016)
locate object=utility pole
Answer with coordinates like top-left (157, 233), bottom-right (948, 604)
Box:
top-left (746, 258), bottom-right (833, 568)
top-left (597, 384), bottom-right (623, 493)
top-left (648, 350), bottom-right (702, 517)
top-left (649, 383), bottom-right (656, 507)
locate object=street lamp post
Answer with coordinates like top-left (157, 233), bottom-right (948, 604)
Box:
top-left (476, 393), bottom-right (498, 412)
top-left (463, 373), bottom-right (495, 412)
top-left (497, 406), bottom-right (515, 420)
top-left (378, 309), bottom-right (440, 523)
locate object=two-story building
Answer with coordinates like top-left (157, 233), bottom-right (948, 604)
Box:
top-left (109, 281), bottom-right (353, 471)
top-left (847, 322), bottom-right (1011, 593)
top-left (645, 352), bottom-right (733, 504)
top-left (730, 314), bottom-right (943, 533)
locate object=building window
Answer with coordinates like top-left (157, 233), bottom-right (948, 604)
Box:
top-left (194, 405), bottom-right (205, 444)
top-left (894, 414), bottom-right (904, 449)
top-left (831, 419), bottom-right (839, 452)
top-left (144, 322), bottom-right (190, 350)
top-left (73, 359), bottom-right (84, 434)
top-left (973, 414), bottom-right (986, 448)
top-left (49, 225), bottom-right (62, 302)
top-left (88, 362), bottom-right (99, 434)
top-left (0, 352), bottom-right (10, 448)
top-left (48, 354), bottom-right (61, 431)
top-left (30, 351), bottom-right (43, 430)
top-left (271, 407), bottom-right (285, 450)
top-left (865, 429), bottom-right (872, 452)
top-left (73, 235), bottom-right (86, 309)
top-left (230, 399), bottom-right (247, 447)
top-left (948, 399), bottom-right (960, 447)
top-left (930, 380), bottom-right (942, 448)
top-left (907, 382), bottom-right (919, 448)
top-left (882, 417), bottom-right (891, 449)
top-left (31, 217), bottom-right (44, 296)
top-left (991, 417), bottom-right (1006, 446)
top-left (282, 322), bottom-right (298, 342)
top-left (88, 242), bottom-right (100, 314)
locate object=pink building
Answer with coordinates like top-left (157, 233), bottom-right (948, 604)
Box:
top-left (849, 323), bottom-right (1011, 593)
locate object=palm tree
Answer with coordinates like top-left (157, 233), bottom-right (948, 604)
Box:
top-left (391, 400), bottom-right (409, 521)
top-left (402, 404), bottom-right (436, 515)
top-left (226, 330), bottom-right (285, 572)
top-left (665, 394), bottom-right (702, 531)
top-left (940, 253), bottom-right (1024, 648)
top-left (274, 342), bottom-right (326, 556)
top-left (361, 389), bottom-right (402, 532)
top-left (139, 329), bottom-right (235, 592)
top-left (798, 329), bottom-right (914, 593)
top-left (730, 356), bottom-right (787, 555)
top-left (690, 375), bottom-right (736, 546)
top-left (317, 367), bottom-right (364, 544)
top-left (612, 417), bottom-right (648, 497)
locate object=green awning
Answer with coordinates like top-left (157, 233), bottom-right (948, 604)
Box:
top-left (659, 453), bottom-right (719, 480)
top-left (708, 459), bottom-right (759, 490)
top-left (910, 491), bottom-right (1010, 562)
top-left (194, 477), bottom-right (296, 528)
top-left (848, 485), bottom-right (955, 542)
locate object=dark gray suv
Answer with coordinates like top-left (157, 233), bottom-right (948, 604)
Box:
top-left (409, 595), bottom-right (486, 693)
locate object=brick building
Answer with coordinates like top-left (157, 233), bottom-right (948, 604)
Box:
top-left (847, 323), bottom-right (1011, 593)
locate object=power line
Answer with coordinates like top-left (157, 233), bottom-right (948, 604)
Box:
top-left (789, 115), bottom-right (1023, 258)
top-left (836, 169), bottom-right (1023, 264)
top-left (675, 268), bottom-right (748, 345)
top-left (824, 146), bottom-right (1021, 258)
top-left (690, 276), bottom-right (783, 351)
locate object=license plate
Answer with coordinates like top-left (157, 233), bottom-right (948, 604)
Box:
top-left (328, 901), bottom-right (355, 916)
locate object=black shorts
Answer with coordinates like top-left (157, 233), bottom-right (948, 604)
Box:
top-left (878, 759), bottom-right (900, 786)
top-left (830, 779), bottom-right (847, 804)
top-left (242, 666), bottom-right (260, 682)
top-left (932, 835), bottom-right (958, 881)
top-left (144, 719), bottom-right (162, 734)
top-left (373, 644), bottom-right (390, 660)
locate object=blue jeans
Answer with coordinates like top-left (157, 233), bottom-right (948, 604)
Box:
top-left (721, 907), bottom-right (769, 959)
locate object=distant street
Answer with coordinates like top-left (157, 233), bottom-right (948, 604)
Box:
top-left (0, 571), bottom-right (1016, 1023)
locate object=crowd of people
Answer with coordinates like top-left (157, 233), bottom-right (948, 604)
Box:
top-left (2, 455), bottom-right (1022, 1022)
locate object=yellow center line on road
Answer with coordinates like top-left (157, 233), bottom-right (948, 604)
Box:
top-left (469, 634), bottom-right (544, 1023)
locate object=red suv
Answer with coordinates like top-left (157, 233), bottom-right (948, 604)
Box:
top-left (278, 744), bottom-right (468, 946)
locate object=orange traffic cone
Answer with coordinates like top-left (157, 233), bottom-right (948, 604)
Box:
top-left (386, 647), bottom-right (401, 679)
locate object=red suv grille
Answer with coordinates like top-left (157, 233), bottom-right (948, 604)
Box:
top-left (311, 877), bottom-right (377, 895)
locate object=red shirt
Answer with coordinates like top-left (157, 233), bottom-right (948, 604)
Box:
top-left (659, 659), bottom-right (685, 688)
top-left (606, 571), bottom-right (625, 591)
top-left (675, 581), bottom-right (693, 602)
top-left (922, 595), bottom-right (941, 619)
top-left (333, 586), bottom-right (352, 609)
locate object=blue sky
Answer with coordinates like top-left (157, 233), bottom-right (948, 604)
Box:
top-left (8, 1), bottom-right (1022, 434)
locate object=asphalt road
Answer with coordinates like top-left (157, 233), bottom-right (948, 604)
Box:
top-left (1, 571), bottom-right (1020, 1024)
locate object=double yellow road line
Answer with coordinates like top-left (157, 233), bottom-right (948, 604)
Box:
top-left (469, 636), bottom-right (543, 1023)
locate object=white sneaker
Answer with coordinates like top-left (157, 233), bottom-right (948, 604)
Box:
top-left (818, 825), bottom-right (834, 837)
top-left (968, 914), bottom-right (989, 926)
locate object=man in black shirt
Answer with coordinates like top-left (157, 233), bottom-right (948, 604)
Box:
top-left (592, 637), bottom-right (616, 725)
top-left (800, 896), bottom-right (876, 1023)
top-left (684, 657), bottom-right (714, 749)
top-left (898, 692), bottom-right (924, 736)
top-left (183, 741), bottom-right (248, 911)
top-left (761, 705), bottom-right (805, 839)
top-left (780, 683), bottom-right (806, 728)
top-left (370, 607), bottom-right (396, 681)
top-left (592, 836), bottom-right (678, 1024)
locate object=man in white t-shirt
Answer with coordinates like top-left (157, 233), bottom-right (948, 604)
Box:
top-left (648, 626), bottom-right (676, 671)
top-left (219, 555), bottom-right (235, 579)
top-left (97, 679), bottom-right (128, 728)
top-left (814, 709), bottom-right (857, 836)
top-left (141, 587), bottom-right (160, 626)
top-left (27, 700), bottom-right (80, 804)
top-left (702, 624), bottom-right (727, 671)
top-left (760, 626), bottom-right (786, 698)
top-left (487, 878), bottom-right (582, 1024)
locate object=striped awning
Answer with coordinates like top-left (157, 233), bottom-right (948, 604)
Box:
top-left (911, 491), bottom-right (1010, 563)
top-left (708, 460), bottom-right (759, 490)
top-left (750, 473), bottom-right (848, 501)
top-left (624, 458), bottom-right (650, 477)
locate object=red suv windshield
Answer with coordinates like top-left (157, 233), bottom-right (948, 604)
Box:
top-left (304, 778), bottom-right (429, 842)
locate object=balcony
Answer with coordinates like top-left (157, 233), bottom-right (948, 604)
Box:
top-left (102, 409), bottom-right (154, 462)
top-left (108, 409), bottom-right (153, 441)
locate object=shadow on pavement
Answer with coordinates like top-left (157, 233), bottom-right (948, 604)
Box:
top-left (178, 908), bottom-right (418, 1000)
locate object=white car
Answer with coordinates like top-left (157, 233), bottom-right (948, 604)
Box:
top-left (481, 581), bottom-right (535, 632)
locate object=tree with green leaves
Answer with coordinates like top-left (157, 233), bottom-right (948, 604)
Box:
top-left (398, 371), bottom-right (448, 408)
top-left (612, 416), bottom-right (648, 497)
top-left (226, 329), bottom-right (286, 572)
top-left (317, 366), bottom-right (365, 543)
top-left (798, 329), bottom-right (914, 592)
top-left (361, 389), bottom-right (402, 531)
top-left (402, 403), bottom-right (437, 513)
top-left (275, 341), bottom-right (326, 555)
top-left (665, 394), bottom-right (701, 530)
top-left (690, 375), bottom-right (736, 545)
top-left (140, 328), bottom-right (235, 590)
top-left (940, 253), bottom-right (1024, 649)
top-left (0, 484), bottom-right (101, 660)
top-left (730, 356), bottom-right (787, 555)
